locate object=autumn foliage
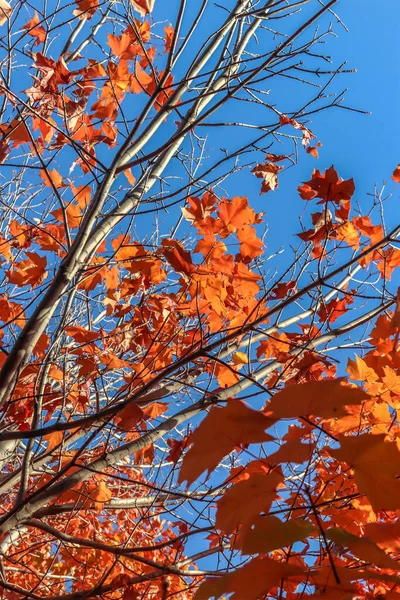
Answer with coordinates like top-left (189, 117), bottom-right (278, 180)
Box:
top-left (0, 1), bottom-right (399, 599)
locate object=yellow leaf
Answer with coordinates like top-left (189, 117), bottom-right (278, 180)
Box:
top-left (232, 351), bottom-right (248, 366)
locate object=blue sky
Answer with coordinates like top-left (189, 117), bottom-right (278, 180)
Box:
top-left (256, 0), bottom-right (400, 255)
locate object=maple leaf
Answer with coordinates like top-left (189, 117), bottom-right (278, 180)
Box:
top-left (216, 465), bottom-right (283, 533)
top-left (0, 118), bottom-right (31, 147)
top-left (166, 436), bottom-right (189, 464)
top-left (347, 355), bottom-right (376, 383)
top-left (130, 0), bottom-right (155, 16)
top-left (236, 515), bottom-right (315, 554)
top-left (381, 365), bottom-right (400, 396)
top-left (195, 556), bottom-right (303, 600)
top-left (232, 351), bottom-right (248, 366)
top-left (44, 431), bottom-right (63, 453)
top-left (0, 0), bottom-right (11, 26)
top-left (164, 24), bottom-right (174, 53)
top-left (297, 209), bottom-right (333, 246)
top-left (252, 161), bottom-right (283, 194)
top-left (123, 169), bottom-right (135, 185)
top-left (264, 379), bottom-right (369, 420)
top-left (161, 238), bottom-right (196, 277)
top-left (306, 142), bottom-right (322, 158)
top-left (298, 165), bottom-right (355, 204)
top-left (329, 434), bottom-right (400, 511)
top-left (236, 225), bottom-right (263, 261)
top-left (364, 521), bottom-right (400, 554)
top-left (130, 61), bottom-right (153, 94)
top-left (353, 215), bottom-right (383, 246)
top-left (326, 527), bottom-right (400, 571)
top-left (65, 325), bottom-right (99, 344)
top-left (178, 400), bottom-right (275, 486)
top-left (392, 164), bottom-right (400, 183)
top-left (7, 252), bottom-right (47, 288)
top-left (51, 202), bottom-right (83, 229)
top-left (73, 0), bottom-right (99, 20)
top-left (279, 114), bottom-right (316, 147)
top-left (40, 168), bottom-right (66, 188)
top-left (22, 11), bottom-right (46, 45)
top-left (217, 196), bottom-right (256, 237)
top-left (268, 281), bottom-right (297, 299)
top-left (318, 296), bottom-right (353, 324)
top-left (266, 438), bottom-right (316, 465)
top-left (215, 362), bottom-right (240, 387)
top-left (377, 247), bottom-right (400, 280)
top-left (335, 221), bottom-right (360, 249)
top-left (87, 481), bottom-right (112, 510)
top-left (118, 403), bottom-right (144, 431)
top-left (181, 191), bottom-right (217, 224)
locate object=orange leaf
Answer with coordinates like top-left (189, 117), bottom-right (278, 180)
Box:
top-left (88, 481), bottom-right (112, 510)
top-left (118, 403), bottom-right (144, 432)
top-left (51, 203), bottom-right (83, 229)
top-left (178, 400), bottom-right (275, 485)
top-left (73, 0), bottom-right (99, 20)
top-left (195, 556), bottom-right (303, 600)
top-left (335, 221), bottom-right (360, 249)
top-left (318, 296), bottom-right (353, 324)
top-left (215, 362), bottom-right (240, 388)
top-left (40, 168), bottom-right (66, 188)
top-left (130, 61), bottom-right (153, 94)
top-left (123, 169), bottom-right (136, 185)
top-left (265, 379), bottom-right (369, 420)
top-left (392, 164), bottom-right (400, 183)
top-left (266, 438), bottom-right (316, 465)
top-left (364, 520), bottom-right (400, 553)
top-left (306, 142), bottom-right (322, 158)
top-left (22, 11), bottom-right (46, 45)
top-left (181, 191), bottom-right (217, 224)
top-left (217, 196), bottom-right (256, 237)
top-left (164, 24), bottom-right (174, 53)
top-left (346, 355), bottom-right (376, 383)
top-left (326, 527), bottom-right (400, 570)
top-left (130, 0), bottom-right (155, 16)
top-left (377, 247), bottom-right (400, 280)
top-left (236, 515), bottom-right (315, 554)
top-left (7, 252), bottom-right (47, 288)
top-left (216, 467), bottom-right (284, 533)
top-left (329, 434), bottom-right (400, 511)
top-left (44, 430), bottom-right (63, 452)
top-left (236, 225), bottom-right (263, 261)
top-left (142, 402), bottom-right (168, 420)
top-left (65, 325), bottom-right (99, 344)
top-left (392, 287), bottom-right (400, 329)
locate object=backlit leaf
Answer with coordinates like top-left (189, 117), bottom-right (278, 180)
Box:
top-left (265, 379), bottom-right (369, 420)
top-left (178, 400), bottom-right (275, 485)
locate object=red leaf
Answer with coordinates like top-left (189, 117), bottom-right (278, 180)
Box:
top-left (130, 0), bottom-right (155, 16)
top-left (392, 164), bottom-right (400, 183)
top-left (298, 165), bottom-right (355, 204)
top-left (161, 239), bottom-right (195, 277)
top-left (22, 11), bottom-right (46, 45)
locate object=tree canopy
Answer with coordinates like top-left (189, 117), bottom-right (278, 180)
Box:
top-left (0, 1), bottom-right (399, 599)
